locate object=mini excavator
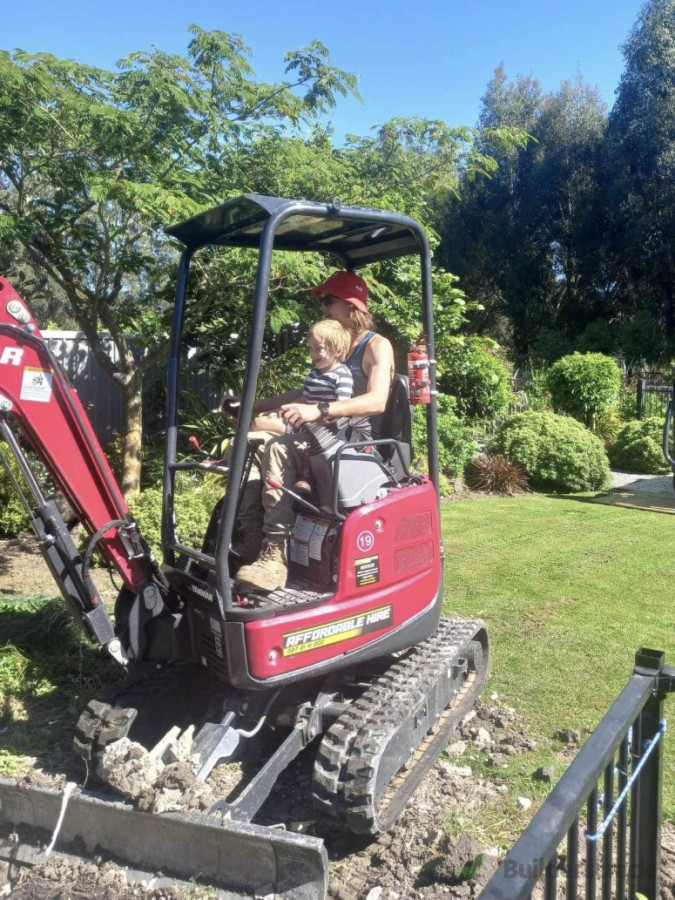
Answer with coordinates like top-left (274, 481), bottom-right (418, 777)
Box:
top-left (0, 196), bottom-right (489, 898)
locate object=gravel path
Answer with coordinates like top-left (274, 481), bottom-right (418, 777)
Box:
top-left (610, 470), bottom-right (674, 495)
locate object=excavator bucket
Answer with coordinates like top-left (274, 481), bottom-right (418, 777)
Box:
top-left (0, 776), bottom-right (328, 899)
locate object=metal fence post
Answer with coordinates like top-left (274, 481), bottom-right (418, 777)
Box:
top-left (636, 376), bottom-right (646, 420)
top-left (631, 649), bottom-right (665, 900)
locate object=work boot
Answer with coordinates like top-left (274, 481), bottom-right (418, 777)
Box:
top-left (235, 539), bottom-right (288, 592)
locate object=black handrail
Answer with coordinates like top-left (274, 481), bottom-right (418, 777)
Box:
top-left (479, 649), bottom-right (675, 900)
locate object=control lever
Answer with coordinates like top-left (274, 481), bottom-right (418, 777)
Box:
top-left (189, 435), bottom-right (215, 458)
top-left (189, 436), bottom-right (229, 472)
top-left (265, 476), bottom-right (343, 522)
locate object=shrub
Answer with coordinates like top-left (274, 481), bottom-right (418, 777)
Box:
top-left (129, 473), bottom-right (224, 556)
top-left (438, 343), bottom-right (512, 423)
top-left (547, 353), bottom-right (622, 427)
top-left (412, 394), bottom-right (478, 478)
top-left (617, 380), bottom-right (639, 421)
top-left (594, 410), bottom-right (624, 448)
top-left (436, 472), bottom-right (455, 498)
top-left (0, 447), bottom-right (31, 538)
top-left (521, 365), bottom-right (552, 413)
top-left (465, 454), bottom-right (528, 495)
top-left (608, 418), bottom-right (671, 474)
top-left (490, 411), bottom-right (611, 493)
top-left (104, 432), bottom-right (125, 483)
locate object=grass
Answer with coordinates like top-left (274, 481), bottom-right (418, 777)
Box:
top-left (0, 596), bottom-right (121, 776)
top-left (441, 492), bottom-right (675, 837)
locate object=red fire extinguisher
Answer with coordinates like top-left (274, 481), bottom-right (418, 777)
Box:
top-left (408, 335), bottom-right (431, 405)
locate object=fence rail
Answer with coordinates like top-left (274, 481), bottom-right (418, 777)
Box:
top-left (636, 371), bottom-right (673, 421)
top-left (479, 648), bottom-right (675, 900)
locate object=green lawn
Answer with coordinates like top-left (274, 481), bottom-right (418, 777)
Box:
top-left (441, 493), bottom-right (675, 828)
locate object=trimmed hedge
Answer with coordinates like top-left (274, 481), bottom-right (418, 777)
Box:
top-left (412, 393), bottom-right (478, 478)
top-left (491, 411), bottom-right (611, 493)
top-left (608, 417), bottom-right (671, 474)
top-left (547, 352), bottom-right (621, 427)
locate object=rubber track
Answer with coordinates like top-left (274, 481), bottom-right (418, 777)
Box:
top-left (73, 662), bottom-right (217, 762)
top-left (312, 617), bottom-right (488, 835)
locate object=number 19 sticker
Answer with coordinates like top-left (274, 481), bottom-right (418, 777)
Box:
top-left (356, 530), bottom-right (375, 553)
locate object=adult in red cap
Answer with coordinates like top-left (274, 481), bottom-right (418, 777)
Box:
top-left (282, 270), bottom-right (393, 437)
top-left (232, 270), bottom-right (394, 593)
top-left (311, 270), bottom-right (369, 313)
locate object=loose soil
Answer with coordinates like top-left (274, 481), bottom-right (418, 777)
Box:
top-left (1, 538), bottom-right (674, 900)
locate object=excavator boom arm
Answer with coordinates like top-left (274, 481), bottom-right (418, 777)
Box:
top-left (0, 278), bottom-right (159, 654)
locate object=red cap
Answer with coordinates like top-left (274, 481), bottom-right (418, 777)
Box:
top-left (312, 271), bottom-right (369, 313)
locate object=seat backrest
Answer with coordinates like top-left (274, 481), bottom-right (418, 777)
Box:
top-left (380, 373), bottom-right (412, 446)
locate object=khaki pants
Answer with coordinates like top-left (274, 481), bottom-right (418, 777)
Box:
top-left (236, 431), bottom-right (309, 541)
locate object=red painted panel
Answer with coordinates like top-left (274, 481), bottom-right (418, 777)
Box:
top-left (0, 278), bottom-right (148, 588)
top-left (245, 480), bottom-right (441, 678)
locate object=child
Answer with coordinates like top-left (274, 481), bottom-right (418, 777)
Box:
top-left (250, 319), bottom-right (353, 435)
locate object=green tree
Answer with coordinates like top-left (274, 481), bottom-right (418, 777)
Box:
top-left (186, 116), bottom-right (527, 393)
top-left (442, 69), bottom-right (609, 358)
top-left (0, 28), bottom-right (359, 496)
top-left (605, 0), bottom-right (675, 340)
top-left (547, 352), bottom-right (622, 428)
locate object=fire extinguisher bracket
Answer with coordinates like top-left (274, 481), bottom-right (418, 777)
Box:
top-left (407, 336), bottom-right (432, 405)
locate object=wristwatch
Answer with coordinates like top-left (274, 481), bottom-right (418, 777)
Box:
top-left (318, 400), bottom-right (331, 422)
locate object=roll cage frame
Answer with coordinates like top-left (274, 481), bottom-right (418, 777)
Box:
top-left (163, 194), bottom-right (440, 617)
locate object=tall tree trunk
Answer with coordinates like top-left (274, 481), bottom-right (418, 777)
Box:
top-left (121, 373), bottom-right (143, 500)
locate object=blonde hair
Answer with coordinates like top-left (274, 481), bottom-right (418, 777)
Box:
top-left (347, 308), bottom-right (375, 338)
top-left (308, 319), bottom-right (351, 363)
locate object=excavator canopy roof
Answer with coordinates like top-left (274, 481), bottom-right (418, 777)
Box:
top-left (164, 194), bottom-right (422, 267)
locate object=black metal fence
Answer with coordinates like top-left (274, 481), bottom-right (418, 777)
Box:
top-left (635, 372), bottom-right (672, 421)
top-left (479, 648), bottom-right (675, 900)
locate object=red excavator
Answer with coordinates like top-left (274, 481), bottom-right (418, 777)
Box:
top-left (0, 195), bottom-right (488, 898)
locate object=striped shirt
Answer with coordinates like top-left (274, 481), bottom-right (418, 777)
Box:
top-left (286, 364), bottom-right (353, 435)
top-left (302, 364), bottom-right (353, 404)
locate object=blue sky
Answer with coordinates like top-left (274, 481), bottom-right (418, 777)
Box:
top-left (6, 0), bottom-right (644, 144)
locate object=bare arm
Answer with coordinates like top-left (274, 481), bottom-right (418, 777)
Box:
top-left (253, 388), bottom-right (303, 414)
top-left (222, 387), bottom-right (303, 420)
top-left (280, 335), bottom-right (394, 427)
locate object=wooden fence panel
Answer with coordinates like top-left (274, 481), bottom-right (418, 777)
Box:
top-left (44, 332), bottom-right (221, 447)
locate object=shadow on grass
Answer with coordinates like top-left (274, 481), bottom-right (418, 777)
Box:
top-left (545, 490), bottom-right (614, 505)
top-left (0, 597), bottom-right (121, 778)
top-left (0, 535), bottom-right (37, 581)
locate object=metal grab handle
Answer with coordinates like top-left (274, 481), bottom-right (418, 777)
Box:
top-left (664, 399), bottom-right (675, 467)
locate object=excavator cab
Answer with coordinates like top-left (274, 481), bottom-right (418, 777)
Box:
top-left (157, 195), bottom-right (446, 688)
top-left (0, 197), bottom-right (488, 896)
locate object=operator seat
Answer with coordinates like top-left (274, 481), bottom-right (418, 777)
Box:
top-left (378, 373), bottom-right (413, 473)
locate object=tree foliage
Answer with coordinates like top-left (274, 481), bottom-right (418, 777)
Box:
top-left (546, 352), bottom-right (622, 427)
top-left (0, 28), bottom-right (360, 495)
top-left (438, 341), bottom-right (513, 422)
top-left (606, 0), bottom-right (675, 340)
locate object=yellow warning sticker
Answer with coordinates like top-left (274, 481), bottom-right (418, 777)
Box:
top-left (282, 605), bottom-right (393, 657)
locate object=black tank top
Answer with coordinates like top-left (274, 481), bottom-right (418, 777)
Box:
top-left (345, 331), bottom-right (382, 441)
